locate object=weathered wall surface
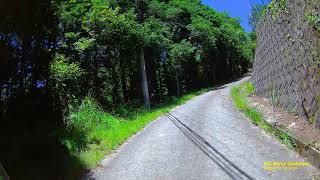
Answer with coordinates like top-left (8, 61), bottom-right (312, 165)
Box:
top-left (251, 0), bottom-right (320, 128)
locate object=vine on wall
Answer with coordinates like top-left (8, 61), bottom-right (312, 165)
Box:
top-left (305, 10), bottom-right (320, 33)
top-left (262, 0), bottom-right (288, 21)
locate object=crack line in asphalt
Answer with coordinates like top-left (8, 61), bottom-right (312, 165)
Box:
top-left (166, 112), bottom-right (254, 180)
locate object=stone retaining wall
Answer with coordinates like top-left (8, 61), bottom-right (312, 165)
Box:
top-left (251, 0), bottom-right (320, 128)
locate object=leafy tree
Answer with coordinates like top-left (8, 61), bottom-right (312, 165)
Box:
top-left (0, 1), bottom-right (256, 177)
top-left (169, 40), bottom-right (196, 96)
top-left (49, 54), bottom-right (85, 118)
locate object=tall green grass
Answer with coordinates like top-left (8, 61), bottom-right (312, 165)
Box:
top-left (65, 88), bottom-right (210, 170)
top-left (231, 82), bottom-right (296, 150)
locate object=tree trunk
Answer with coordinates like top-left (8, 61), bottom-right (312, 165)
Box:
top-left (175, 73), bottom-right (180, 97)
top-left (139, 46), bottom-right (150, 109)
top-left (111, 64), bottom-right (118, 105)
top-left (120, 56), bottom-right (128, 102)
top-left (158, 69), bottom-right (163, 102)
top-left (213, 63), bottom-right (216, 83)
top-left (91, 51), bottom-right (99, 94)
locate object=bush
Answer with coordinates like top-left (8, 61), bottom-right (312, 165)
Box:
top-left (305, 10), bottom-right (320, 33)
top-left (112, 101), bottom-right (146, 119)
top-left (239, 82), bottom-right (255, 95)
top-left (68, 96), bottom-right (106, 132)
top-left (49, 54), bottom-right (85, 83)
top-left (97, 67), bottom-right (113, 107)
top-left (231, 86), bottom-right (248, 111)
top-left (63, 95), bottom-right (119, 152)
top-left (49, 54), bottom-right (85, 117)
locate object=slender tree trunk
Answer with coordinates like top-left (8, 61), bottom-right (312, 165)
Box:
top-left (111, 60), bottom-right (119, 105)
top-left (129, 63), bottom-right (137, 101)
top-left (111, 46), bottom-right (126, 104)
top-left (136, 0), bottom-right (150, 108)
top-left (175, 73), bottom-right (180, 97)
top-left (120, 56), bottom-right (128, 102)
top-left (139, 46), bottom-right (150, 109)
top-left (213, 63), bottom-right (216, 83)
top-left (158, 69), bottom-right (163, 102)
top-left (91, 51), bottom-right (99, 94)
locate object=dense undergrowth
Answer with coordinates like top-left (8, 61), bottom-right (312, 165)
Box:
top-left (231, 82), bottom-right (296, 150)
top-left (63, 88), bottom-right (210, 171)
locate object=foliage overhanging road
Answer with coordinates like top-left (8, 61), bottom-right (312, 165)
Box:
top-left (86, 78), bottom-right (318, 180)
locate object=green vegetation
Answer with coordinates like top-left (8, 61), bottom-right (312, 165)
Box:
top-left (262, 0), bottom-right (288, 21)
top-left (231, 82), bottom-right (296, 150)
top-left (312, 48), bottom-right (320, 65)
top-left (49, 54), bottom-right (86, 116)
top-left (66, 87), bottom-right (210, 168)
top-left (0, 0), bottom-right (255, 178)
top-left (230, 82), bottom-right (254, 110)
top-left (305, 10), bottom-right (320, 33)
top-left (51, 0), bottom-right (255, 159)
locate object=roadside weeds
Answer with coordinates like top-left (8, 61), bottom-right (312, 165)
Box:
top-left (231, 82), bottom-right (297, 149)
top-left (231, 82), bottom-right (320, 172)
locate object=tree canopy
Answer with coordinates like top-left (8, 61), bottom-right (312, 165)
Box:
top-left (0, 0), bottom-right (254, 178)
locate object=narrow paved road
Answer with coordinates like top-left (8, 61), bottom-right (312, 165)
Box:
top-left (86, 78), bottom-right (318, 180)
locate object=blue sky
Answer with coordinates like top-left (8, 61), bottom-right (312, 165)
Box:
top-left (202, 0), bottom-right (253, 32)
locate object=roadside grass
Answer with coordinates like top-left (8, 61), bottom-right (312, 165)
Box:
top-left (231, 82), bottom-right (297, 150)
top-left (66, 87), bottom-right (211, 173)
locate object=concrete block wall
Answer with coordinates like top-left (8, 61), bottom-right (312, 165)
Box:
top-left (251, 0), bottom-right (320, 128)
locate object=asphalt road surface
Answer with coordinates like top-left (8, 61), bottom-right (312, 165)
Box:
top-left (86, 78), bottom-right (318, 180)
